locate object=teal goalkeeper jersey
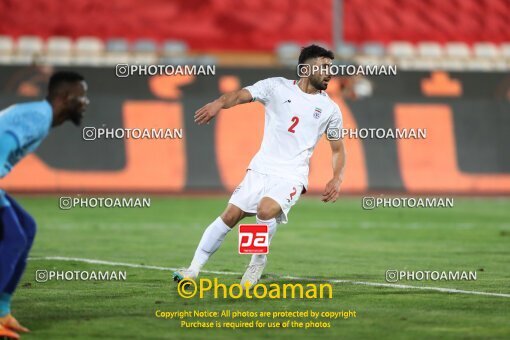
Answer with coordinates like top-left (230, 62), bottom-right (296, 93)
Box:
top-left (0, 100), bottom-right (53, 177)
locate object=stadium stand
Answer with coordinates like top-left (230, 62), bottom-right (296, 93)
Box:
top-left (0, 0), bottom-right (508, 69)
top-left (344, 0), bottom-right (510, 44)
top-left (2, 0), bottom-right (508, 48)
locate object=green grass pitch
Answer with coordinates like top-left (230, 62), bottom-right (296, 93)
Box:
top-left (9, 196), bottom-right (510, 339)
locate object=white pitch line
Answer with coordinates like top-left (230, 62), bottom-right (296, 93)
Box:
top-left (28, 256), bottom-right (244, 276)
top-left (29, 256), bottom-right (510, 298)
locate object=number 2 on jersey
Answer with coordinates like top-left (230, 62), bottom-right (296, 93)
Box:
top-left (288, 116), bottom-right (299, 133)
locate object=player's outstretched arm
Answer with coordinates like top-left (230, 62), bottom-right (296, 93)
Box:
top-left (322, 138), bottom-right (346, 203)
top-left (194, 89), bottom-right (253, 125)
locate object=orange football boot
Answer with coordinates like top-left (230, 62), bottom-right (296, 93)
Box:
top-left (0, 314), bottom-right (29, 333)
top-left (0, 324), bottom-right (19, 339)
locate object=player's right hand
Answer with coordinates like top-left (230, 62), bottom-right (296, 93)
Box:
top-left (194, 100), bottom-right (222, 125)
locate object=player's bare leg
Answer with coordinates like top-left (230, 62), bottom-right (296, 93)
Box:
top-left (173, 204), bottom-right (247, 282)
top-left (241, 197), bottom-right (281, 287)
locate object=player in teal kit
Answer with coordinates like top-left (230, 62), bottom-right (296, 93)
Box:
top-left (0, 71), bottom-right (89, 339)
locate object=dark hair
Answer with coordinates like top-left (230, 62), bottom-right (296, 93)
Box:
top-left (48, 71), bottom-right (85, 98)
top-left (298, 44), bottom-right (334, 64)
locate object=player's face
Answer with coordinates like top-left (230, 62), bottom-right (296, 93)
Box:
top-left (309, 57), bottom-right (333, 91)
top-left (64, 81), bottom-right (90, 126)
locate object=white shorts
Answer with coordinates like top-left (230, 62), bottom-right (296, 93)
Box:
top-left (228, 170), bottom-right (304, 224)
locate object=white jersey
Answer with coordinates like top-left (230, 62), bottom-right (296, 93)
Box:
top-left (244, 77), bottom-right (343, 189)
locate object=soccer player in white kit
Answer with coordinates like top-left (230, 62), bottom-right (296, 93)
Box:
top-left (174, 45), bottom-right (346, 287)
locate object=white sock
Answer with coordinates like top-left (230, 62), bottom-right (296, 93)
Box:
top-left (189, 216), bottom-right (231, 274)
top-left (249, 216), bottom-right (277, 266)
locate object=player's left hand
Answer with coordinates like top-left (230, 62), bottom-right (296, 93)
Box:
top-left (322, 177), bottom-right (342, 203)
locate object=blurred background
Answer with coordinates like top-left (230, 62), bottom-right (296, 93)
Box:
top-left (0, 0), bottom-right (509, 195)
